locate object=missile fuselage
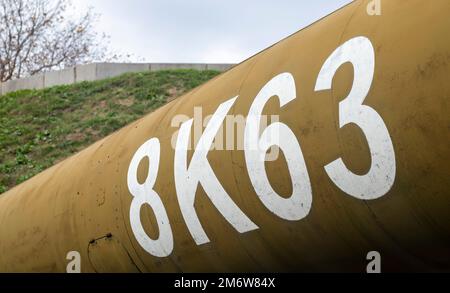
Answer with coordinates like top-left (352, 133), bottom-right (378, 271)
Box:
top-left (0, 0), bottom-right (449, 272)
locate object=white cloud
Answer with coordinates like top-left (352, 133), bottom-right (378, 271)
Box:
top-left (72, 0), bottom-right (353, 63)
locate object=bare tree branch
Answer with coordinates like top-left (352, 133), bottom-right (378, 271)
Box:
top-left (0, 0), bottom-right (110, 82)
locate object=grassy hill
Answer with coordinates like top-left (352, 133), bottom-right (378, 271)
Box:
top-left (0, 69), bottom-right (221, 194)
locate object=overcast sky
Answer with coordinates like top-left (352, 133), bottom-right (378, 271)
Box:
top-left (73, 0), bottom-right (353, 64)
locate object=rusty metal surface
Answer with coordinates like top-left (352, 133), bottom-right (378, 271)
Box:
top-left (0, 0), bottom-right (449, 272)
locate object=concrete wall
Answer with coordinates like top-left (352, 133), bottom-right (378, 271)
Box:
top-left (149, 63), bottom-right (206, 71)
top-left (45, 67), bottom-right (75, 87)
top-left (0, 62), bottom-right (234, 95)
top-left (1, 74), bottom-right (45, 95)
top-left (75, 63), bottom-right (97, 83)
top-left (205, 63), bottom-right (234, 71)
top-left (95, 63), bottom-right (150, 80)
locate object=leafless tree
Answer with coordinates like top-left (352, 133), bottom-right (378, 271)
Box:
top-left (0, 0), bottom-right (109, 82)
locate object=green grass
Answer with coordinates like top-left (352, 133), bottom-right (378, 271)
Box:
top-left (0, 69), bottom-right (221, 194)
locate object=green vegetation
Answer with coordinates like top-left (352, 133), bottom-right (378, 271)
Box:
top-left (0, 69), bottom-right (221, 194)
